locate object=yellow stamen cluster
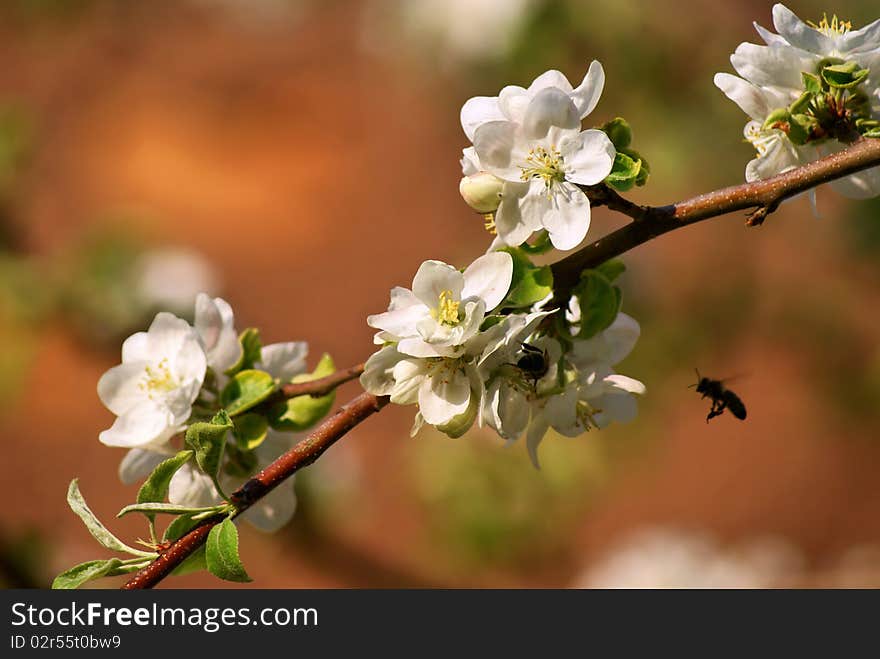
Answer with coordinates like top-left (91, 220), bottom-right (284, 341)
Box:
top-left (808, 13), bottom-right (852, 36)
top-left (432, 290), bottom-right (460, 326)
top-left (519, 145), bottom-right (566, 189)
top-left (139, 358), bottom-right (178, 396)
top-left (483, 213), bottom-right (497, 235)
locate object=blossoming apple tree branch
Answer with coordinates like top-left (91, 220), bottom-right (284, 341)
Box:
top-left (121, 134), bottom-right (880, 589)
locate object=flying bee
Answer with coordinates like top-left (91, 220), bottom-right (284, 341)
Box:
top-left (689, 370), bottom-right (747, 422)
top-left (514, 343), bottom-right (550, 387)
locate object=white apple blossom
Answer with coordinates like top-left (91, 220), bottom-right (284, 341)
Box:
top-left (98, 312), bottom-right (207, 449)
top-left (471, 87), bottom-right (615, 250)
top-left (367, 252), bottom-right (513, 357)
top-left (194, 294), bottom-right (243, 375)
top-left (715, 4), bottom-right (880, 199)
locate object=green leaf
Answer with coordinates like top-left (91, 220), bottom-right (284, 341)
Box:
top-left (224, 328), bottom-right (262, 376)
top-left (171, 545), bottom-right (207, 577)
top-left (184, 410), bottom-right (233, 498)
top-left (163, 513), bottom-right (200, 542)
top-left (600, 117), bottom-right (632, 150)
top-left (865, 127), bottom-right (880, 138)
top-left (574, 270), bottom-right (621, 339)
top-left (802, 71), bottom-right (823, 95)
top-left (118, 502), bottom-right (224, 518)
top-left (787, 113), bottom-right (814, 145)
top-left (596, 259), bottom-right (626, 283)
top-left (762, 107), bottom-right (790, 130)
top-left (135, 450), bottom-right (194, 522)
top-left (268, 354), bottom-right (336, 432)
top-left (233, 413), bottom-right (269, 451)
top-left (220, 369), bottom-right (276, 416)
top-left (499, 247), bottom-right (554, 309)
top-left (52, 558), bottom-right (123, 589)
top-left (788, 91), bottom-right (813, 115)
top-left (66, 480), bottom-right (151, 557)
top-left (205, 518), bottom-right (252, 583)
top-left (821, 63), bottom-right (869, 88)
top-left (605, 151), bottom-right (642, 192)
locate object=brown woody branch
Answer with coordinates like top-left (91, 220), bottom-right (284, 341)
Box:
top-left (555, 137), bottom-right (880, 297)
top-left (121, 137), bottom-right (880, 589)
top-left (121, 391), bottom-right (388, 589)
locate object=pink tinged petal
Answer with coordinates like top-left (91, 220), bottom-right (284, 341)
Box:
top-left (498, 85), bottom-right (529, 123)
top-left (731, 42), bottom-right (818, 90)
top-left (412, 260), bottom-right (464, 307)
top-left (714, 73), bottom-right (770, 121)
top-left (604, 374), bottom-right (646, 396)
top-left (543, 184), bottom-right (591, 251)
top-left (473, 121), bottom-right (525, 180)
top-left (118, 448), bottom-right (168, 485)
top-left (460, 95), bottom-right (505, 142)
top-left (771, 3), bottom-right (830, 54)
top-left (521, 88), bottom-right (579, 140)
top-left (418, 369), bottom-right (471, 425)
top-left (98, 399), bottom-right (173, 448)
top-left (239, 479), bottom-right (297, 533)
top-left (461, 251), bottom-right (513, 310)
top-left (97, 362), bottom-right (150, 416)
top-left (570, 60), bottom-right (605, 119)
top-left (525, 414), bottom-right (550, 468)
top-left (561, 129), bottom-right (615, 185)
top-left (121, 332), bottom-right (150, 363)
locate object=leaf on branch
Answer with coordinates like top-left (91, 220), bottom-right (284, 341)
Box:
top-left (136, 450), bottom-right (194, 522)
top-left (233, 413), bottom-right (269, 451)
top-left (171, 545), bottom-right (207, 577)
top-left (498, 247), bottom-right (553, 309)
top-left (163, 512), bottom-right (200, 542)
top-left (52, 558), bottom-right (123, 590)
top-left (574, 270), bottom-right (622, 339)
top-left (268, 353), bottom-right (336, 432)
top-left (185, 410), bottom-right (234, 500)
top-left (117, 502), bottom-right (224, 518)
top-left (600, 117), bottom-right (632, 150)
top-left (605, 151), bottom-right (643, 192)
top-left (596, 258), bottom-right (626, 283)
top-left (225, 327), bottom-right (263, 376)
top-left (66, 480), bottom-right (151, 557)
top-left (220, 370), bottom-right (276, 416)
top-left (205, 518), bottom-right (252, 583)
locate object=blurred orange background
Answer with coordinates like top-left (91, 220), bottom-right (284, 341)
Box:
top-left (2, 0), bottom-right (880, 588)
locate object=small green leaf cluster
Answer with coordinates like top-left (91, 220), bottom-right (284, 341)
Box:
top-left (600, 118), bottom-right (650, 192)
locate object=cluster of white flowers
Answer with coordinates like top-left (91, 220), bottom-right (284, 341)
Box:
top-left (98, 293), bottom-right (308, 532)
top-left (715, 3), bottom-right (880, 199)
top-left (360, 250), bottom-right (645, 466)
top-left (459, 63), bottom-right (616, 250)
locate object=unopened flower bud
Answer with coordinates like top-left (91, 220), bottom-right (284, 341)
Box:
top-left (459, 172), bottom-right (504, 213)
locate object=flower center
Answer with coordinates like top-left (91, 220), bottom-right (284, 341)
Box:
top-left (520, 145), bottom-right (566, 189)
top-left (140, 358), bottom-right (179, 396)
top-left (745, 123), bottom-right (779, 156)
top-left (432, 290), bottom-right (461, 326)
top-left (808, 13), bottom-right (851, 36)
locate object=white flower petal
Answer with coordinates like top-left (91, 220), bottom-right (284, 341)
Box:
top-left (461, 251), bottom-right (513, 310)
top-left (543, 184), bottom-right (591, 251)
top-left (604, 374), bottom-right (647, 396)
top-left (561, 129), bottom-right (616, 185)
top-left (121, 332), bottom-right (150, 363)
top-left (473, 120), bottom-right (526, 180)
top-left (731, 42), bottom-right (817, 91)
top-left (239, 479), bottom-right (297, 533)
top-left (259, 342), bottom-right (309, 381)
top-left (460, 95), bottom-right (505, 142)
top-left (829, 166), bottom-right (880, 199)
top-left (521, 87), bottom-right (580, 140)
top-left (418, 369), bottom-right (471, 425)
top-left (118, 448), bottom-right (168, 485)
top-left (398, 337), bottom-right (450, 358)
top-left (98, 399), bottom-right (173, 448)
top-left (714, 73), bottom-right (770, 121)
top-left (97, 362), bottom-right (149, 416)
top-left (527, 69), bottom-right (573, 93)
top-left (494, 181), bottom-right (543, 246)
top-left (411, 260), bottom-right (464, 308)
top-left (525, 414), bottom-right (550, 468)
top-left (169, 464), bottom-right (220, 508)
top-left (570, 60), bottom-right (605, 118)
top-left (498, 85), bottom-right (529, 123)
top-left (771, 3), bottom-right (830, 54)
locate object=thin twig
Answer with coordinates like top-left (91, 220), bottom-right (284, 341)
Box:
top-left (273, 363), bottom-right (365, 402)
top-left (121, 392), bottom-right (388, 589)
